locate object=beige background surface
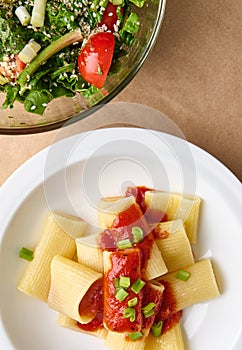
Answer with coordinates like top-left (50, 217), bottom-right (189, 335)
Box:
top-left (0, 0), bottom-right (241, 186)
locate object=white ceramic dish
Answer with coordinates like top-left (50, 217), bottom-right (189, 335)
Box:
top-left (0, 128), bottom-right (241, 350)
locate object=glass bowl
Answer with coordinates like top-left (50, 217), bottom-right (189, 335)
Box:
top-left (0, 0), bottom-right (166, 134)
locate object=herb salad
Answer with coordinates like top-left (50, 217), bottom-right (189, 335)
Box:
top-left (0, 0), bottom-right (145, 115)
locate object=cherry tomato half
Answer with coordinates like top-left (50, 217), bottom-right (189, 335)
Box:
top-left (15, 54), bottom-right (26, 74)
top-left (78, 32), bottom-right (115, 89)
top-left (100, 3), bottom-right (124, 32)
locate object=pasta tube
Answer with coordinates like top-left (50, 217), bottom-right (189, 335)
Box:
top-left (154, 220), bottom-right (194, 272)
top-left (98, 196), bottom-right (167, 279)
top-left (48, 255), bottom-right (102, 324)
top-left (157, 259), bottom-right (220, 312)
top-left (145, 191), bottom-right (201, 243)
top-left (103, 249), bottom-right (143, 333)
top-left (17, 212), bottom-right (87, 301)
top-left (57, 313), bottom-right (107, 339)
top-left (145, 322), bottom-right (185, 350)
top-left (76, 238), bottom-right (103, 273)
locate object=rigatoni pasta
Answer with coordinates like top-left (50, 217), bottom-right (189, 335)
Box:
top-left (154, 219), bottom-right (194, 272)
top-left (17, 212), bottom-right (87, 301)
top-left (48, 255), bottom-right (102, 323)
top-left (17, 185), bottom-right (220, 350)
top-left (157, 259), bottom-right (220, 312)
top-left (144, 190), bottom-right (201, 243)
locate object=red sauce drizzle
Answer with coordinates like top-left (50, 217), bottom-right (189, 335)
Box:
top-left (77, 279), bottom-right (104, 332)
top-left (104, 249), bottom-right (143, 333)
top-left (126, 186), bottom-right (168, 224)
top-left (155, 281), bottom-right (182, 334)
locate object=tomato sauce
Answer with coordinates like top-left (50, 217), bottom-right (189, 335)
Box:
top-left (77, 308), bottom-right (103, 332)
top-left (103, 249), bottom-right (143, 333)
top-left (126, 186), bottom-right (167, 224)
top-left (155, 281), bottom-right (182, 334)
top-left (142, 283), bottom-right (164, 330)
top-left (77, 278), bottom-right (103, 331)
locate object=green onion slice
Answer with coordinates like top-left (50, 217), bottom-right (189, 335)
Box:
top-left (175, 269), bottom-right (191, 281)
top-left (128, 297), bottom-right (138, 307)
top-left (19, 247), bottom-right (34, 261)
top-left (152, 321), bottom-right (163, 337)
top-left (117, 238), bottom-right (133, 250)
top-left (142, 302), bottom-right (156, 318)
top-left (131, 279), bottom-right (146, 294)
top-left (132, 226), bottom-right (144, 243)
top-left (128, 331), bottom-right (144, 341)
top-left (119, 276), bottom-right (131, 288)
top-left (115, 287), bottom-right (129, 301)
top-left (123, 307), bottom-right (136, 322)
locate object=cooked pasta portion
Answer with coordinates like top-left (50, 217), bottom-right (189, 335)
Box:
top-left (17, 212), bottom-right (86, 301)
top-left (157, 259), bottom-right (220, 312)
top-left (154, 220), bottom-right (194, 272)
top-left (48, 255), bottom-right (103, 323)
top-left (144, 190), bottom-right (201, 244)
top-left (17, 185), bottom-right (220, 350)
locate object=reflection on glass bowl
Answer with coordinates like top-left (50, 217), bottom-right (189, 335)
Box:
top-left (0, 0), bottom-right (166, 134)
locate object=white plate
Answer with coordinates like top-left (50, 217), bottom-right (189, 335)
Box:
top-left (0, 128), bottom-right (241, 350)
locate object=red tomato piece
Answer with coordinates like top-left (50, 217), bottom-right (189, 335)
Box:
top-left (15, 54), bottom-right (26, 74)
top-left (100, 3), bottom-right (124, 32)
top-left (78, 32), bottom-right (115, 89)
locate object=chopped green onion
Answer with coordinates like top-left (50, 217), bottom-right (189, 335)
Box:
top-left (132, 226), bottom-right (144, 243)
top-left (19, 247), bottom-right (34, 261)
top-left (113, 277), bottom-right (120, 290)
top-left (128, 331), bottom-right (144, 341)
top-left (19, 43), bottom-right (38, 64)
top-left (15, 6), bottom-right (31, 26)
top-left (123, 307), bottom-right (136, 322)
top-left (152, 321), bottom-right (163, 337)
top-left (142, 302), bottom-right (156, 318)
top-left (175, 269), bottom-right (191, 281)
top-left (128, 297), bottom-right (138, 307)
top-left (120, 276), bottom-right (131, 288)
top-left (131, 279), bottom-right (146, 294)
top-left (18, 29), bottom-right (83, 87)
top-left (115, 287), bottom-right (129, 301)
top-left (142, 302), bottom-right (156, 312)
top-left (117, 238), bottom-right (133, 250)
top-left (31, 0), bottom-right (47, 27)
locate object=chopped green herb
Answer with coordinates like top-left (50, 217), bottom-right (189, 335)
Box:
top-left (128, 297), bottom-right (138, 307)
top-left (123, 307), bottom-right (136, 322)
top-left (123, 12), bottom-right (140, 34)
top-left (132, 226), bottom-right (144, 243)
top-left (120, 276), bottom-right (131, 288)
top-left (175, 269), bottom-right (191, 281)
top-left (117, 238), bottom-right (133, 250)
top-left (152, 321), bottom-right (163, 337)
top-left (19, 247), bottom-right (34, 261)
top-left (128, 331), bottom-right (144, 341)
top-left (115, 287), bottom-right (129, 301)
top-left (113, 277), bottom-right (120, 290)
top-left (142, 302), bottom-right (156, 318)
top-left (131, 279), bottom-right (145, 294)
